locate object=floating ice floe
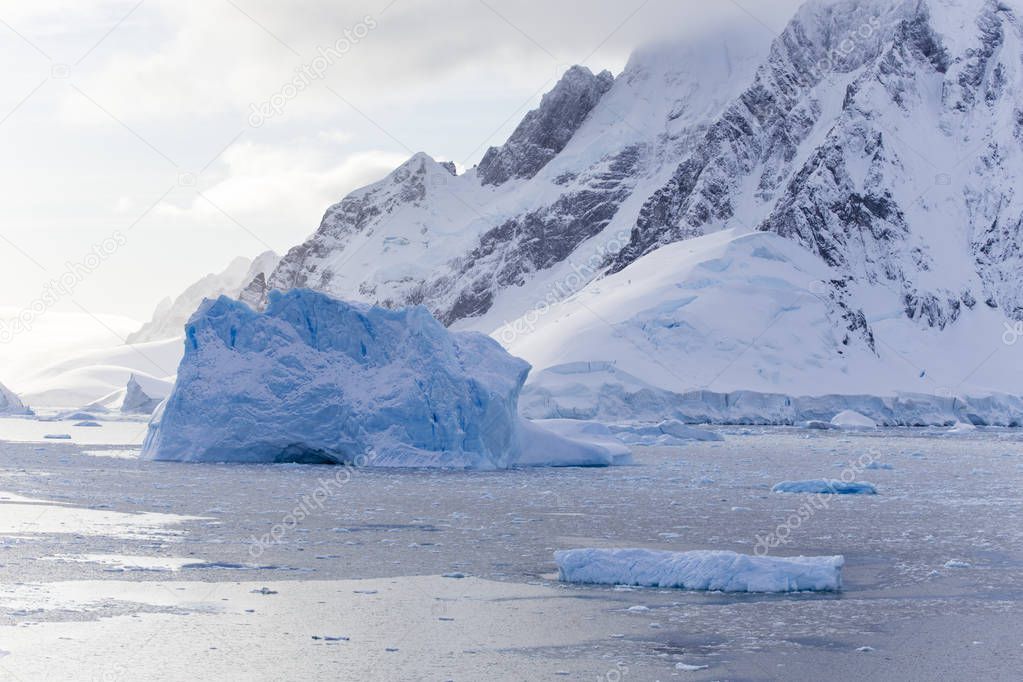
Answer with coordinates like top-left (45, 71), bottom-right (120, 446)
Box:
top-left (143, 290), bottom-right (627, 469)
top-left (803, 420), bottom-right (840, 430)
top-left (521, 419), bottom-right (633, 465)
top-left (607, 420), bottom-right (723, 446)
top-left (772, 480), bottom-right (878, 495)
top-left (947, 422), bottom-right (978, 434)
top-left (830, 410), bottom-right (877, 430)
top-left (555, 548), bottom-right (844, 592)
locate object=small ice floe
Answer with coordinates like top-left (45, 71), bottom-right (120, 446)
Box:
top-left (947, 422), bottom-right (977, 434)
top-left (43, 433), bottom-right (72, 440)
top-left (73, 421), bottom-right (102, 427)
top-left (865, 462), bottom-right (894, 470)
top-left (944, 560), bottom-right (971, 569)
top-left (772, 480), bottom-right (877, 495)
top-left (675, 662), bottom-right (709, 671)
top-left (856, 646), bottom-right (875, 653)
top-left (555, 548), bottom-right (844, 592)
top-left (830, 410), bottom-right (876, 430)
top-left (441, 572), bottom-right (467, 579)
top-left (608, 420), bottom-right (723, 446)
top-left (626, 605), bottom-right (649, 612)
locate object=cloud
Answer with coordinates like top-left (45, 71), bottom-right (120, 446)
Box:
top-left (48, 0), bottom-right (802, 122)
top-left (155, 141), bottom-right (409, 247)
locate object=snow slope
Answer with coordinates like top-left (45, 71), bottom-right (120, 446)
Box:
top-left (143, 290), bottom-right (626, 468)
top-left (15, 338), bottom-right (181, 409)
top-left (507, 228), bottom-right (1023, 420)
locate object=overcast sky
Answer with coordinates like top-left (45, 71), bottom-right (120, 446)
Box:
top-left (0, 0), bottom-right (801, 334)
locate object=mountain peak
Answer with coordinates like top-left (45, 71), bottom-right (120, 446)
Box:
top-left (476, 65), bottom-right (614, 186)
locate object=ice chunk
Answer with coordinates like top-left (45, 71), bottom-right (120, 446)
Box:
top-left (522, 420), bottom-right (633, 466)
top-left (608, 420), bottom-right (722, 446)
top-left (830, 410), bottom-right (876, 429)
top-left (947, 422), bottom-right (977, 433)
top-left (772, 480), bottom-right (878, 495)
top-left (555, 548), bottom-right (844, 592)
top-left (143, 290), bottom-right (621, 469)
top-left (803, 420), bottom-right (839, 430)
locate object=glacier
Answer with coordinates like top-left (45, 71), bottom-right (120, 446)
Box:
top-left (142, 290), bottom-right (626, 468)
top-left (555, 548), bottom-right (844, 593)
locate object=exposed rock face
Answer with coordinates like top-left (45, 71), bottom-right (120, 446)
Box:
top-left (477, 66), bottom-right (614, 186)
top-left (238, 272), bottom-right (269, 308)
top-left (609, 0), bottom-right (1023, 340)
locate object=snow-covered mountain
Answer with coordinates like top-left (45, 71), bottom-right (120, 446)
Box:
top-left (16, 337), bottom-right (181, 409)
top-left (254, 29), bottom-right (771, 322)
top-left (241, 0), bottom-right (1023, 414)
top-left (129, 251), bottom-right (279, 344)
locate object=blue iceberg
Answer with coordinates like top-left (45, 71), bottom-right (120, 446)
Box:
top-left (143, 290), bottom-right (625, 468)
top-left (772, 480), bottom-right (878, 495)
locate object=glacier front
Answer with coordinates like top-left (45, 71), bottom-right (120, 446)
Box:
top-left (142, 290), bottom-right (623, 468)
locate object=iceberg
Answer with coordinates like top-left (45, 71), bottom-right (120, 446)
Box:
top-left (555, 548), bottom-right (844, 592)
top-left (121, 374), bottom-right (170, 415)
top-left (0, 381), bottom-right (30, 415)
top-left (772, 480), bottom-right (878, 495)
top-left (523, 420), bottom-right (633, 466)
top-left (143, 290), bottom-right (624, 469)
top-left (830, 410), bottom-right (877, 430)
top-left (608, 420), bottom-right (723, 446)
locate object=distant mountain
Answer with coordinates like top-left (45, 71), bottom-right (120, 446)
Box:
top-left (128, 251), bottom-right (278, 344)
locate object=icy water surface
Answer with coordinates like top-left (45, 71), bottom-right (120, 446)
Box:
top-left (0, 427), bottom-right (1021, 680)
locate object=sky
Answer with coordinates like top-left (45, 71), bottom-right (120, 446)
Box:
top-left (0, 0), bottom-right (801, 341)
